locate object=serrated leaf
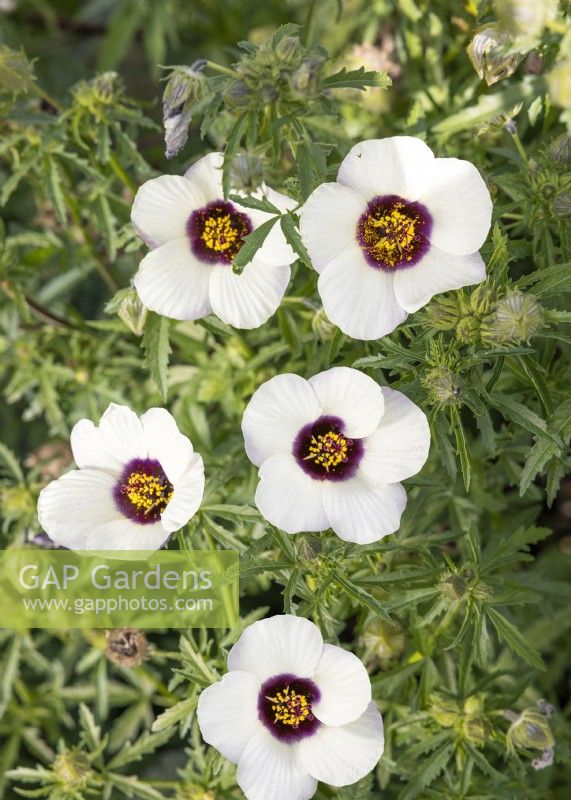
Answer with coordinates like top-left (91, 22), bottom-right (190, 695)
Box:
top-left (398, 744), bottom-right (454, 800)
top-left (323, 66), bottom-right (391, 90)
top-left (151, 696), bottom-right (197, 732)
top-left (485, 606), bottom-right (545, 670)
top-left (142, 312), bottom-right (171, 402)
top-left (232, 217), bottom-right (278, 272)
top-left (331, 569), bottom-right (393, 624)
top-left (280, 212), bottom-right (312, 268)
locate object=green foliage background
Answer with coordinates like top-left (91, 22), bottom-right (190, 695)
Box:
top-left (0, 0), bottom-right (570, 798)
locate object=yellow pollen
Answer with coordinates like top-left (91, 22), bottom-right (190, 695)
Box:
top-left (266, 686), bottom-right (312, 729)
top-left (201, 214), bottom-right (240, 253)
top-left (121, 471), bottom-right (173, 515)
top-left (304, 430), bottom-right (349, 473)
top-left (361, 202), bottom-right (419, 268)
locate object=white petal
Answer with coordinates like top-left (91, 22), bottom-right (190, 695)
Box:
top-left (228, 614), bottom-right (324, 682)
top-left (242, 374), bottom-right (320, 467)
top-left (70, 419), bottom-right (123, 474)
top-left (318, 246), bottom-right (408, 341)
top-left (337, 137), bottom-right (435, 202)
top-left (131, 175), bottom-right (206, 249)
top-left (184, 151), bottom-right (224, 197)
top-left (161, 453), bottom-right (204, 533)
top-left (360, 388), bottom-right (430, 483)
top-left (300, 703), bottom-right (384, 788)
top-left (324, 477), bottom-right (406, 544)
top-left (240, 186), bottom-right (297, 266)
top-left (37, 469), bottom-right (119, 549)
top-left (98, 404), bottom-right (147, 466)
top-left (308, 367), bottom-right (384, 439)
top-left (209, 260), bottom-right (290, 329)
top-left (393, 248), bottom-right (486, 313)
top-left (85, 516), bottom-right (168, 551)
top-left (255, 453), bottom-right (328, 534)
top-left (134, 237), bottom-right (212, 321)
top-left (420, 158), bottom-right (492, 255)
top-left (197, 671), bottom-right (262, 763)
top-left (299, 183), bottom-right (365, 273)
top-left (312, 644), bottom-right (371, 727)
top-left (237, 728), bottom-right (317, 800)
top-left (139, 407), bottom-right (194, 483)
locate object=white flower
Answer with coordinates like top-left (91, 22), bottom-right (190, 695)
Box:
top-left (131, 153), bottom-right (297, 329)
top-left (37, 404), bottom-right (204, 551)
top-left (299, 136), bottom-right (493, 340)
top-left (241, 366), bottom-right (429, 544)
top-left (197, 614), bottom-right (384, 800)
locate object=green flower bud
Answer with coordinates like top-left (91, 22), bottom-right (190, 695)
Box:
top-left (467, 25), bottom-right (523, 86)
top-left (553, 192), bottom-right (571, 218)
top-left (0, 44), bottom-right (36, 98)
top-left (440, 572), bottom-right (467, 601)
top-left (507, 708), bottom-right (555, 752)
top-left (426, 295), bottom-right (461, 331)
top-left (547, 59), bottom-right (571, 109)
top-left (224, 79), bottom-right (253, 108)
top-left (229, 153), bottom-right (265, 193)
top-left (297, 534), bottom-right (323, 561)
top-left (470, 283), bottom-right (497, 316)
top-left (495, 0), bottom-right (559, 39)
top-left (359, 619), bottom-right (405, 669)
top-left (290, 56), bottom-right (325, 94)
top-left (118, 289), bottom-right (148, 337)
top-left (274, 35), bottom-right (303, 67)
top-left (53, 751), bottom-right (92, 788)
top-left (549, 134), bottom-right (571, 163)
top-left (455, 314), bottom-right (481, 344)
top-left (260, 83), bottom-right (279, 104)
top-left (430, 695), bottom-right (460, 728)
top-left (162, 63), bottom-right (205, 159)
top-left (423, 366), bottom-right (463, 407)
top-left (462, 696), bottom-right (492, 746)
top-left (312, 308), bottom-right (337, 341)
top-left (176, 788), bottom-right (215, 800)
top-left (481, 290), bottom-right (544, 344)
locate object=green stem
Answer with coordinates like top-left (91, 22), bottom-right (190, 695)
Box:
top-left (108, 153), bottom-right (137, 195)
top-left (205, 60), bottom-right (240, 79)
top-left (32, 84), bottom-right (62, 112)
top-left (510, 131), bottom-right (529, 167)
top-left (304, 0), bottom-right (319, 45)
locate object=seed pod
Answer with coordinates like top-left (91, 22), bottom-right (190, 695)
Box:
top-left (507, 708), bottom-right (555, 751)
top-left (481, 290), bottom-right (544, 344)
top-left (359, 619), bottom-right (405, 670)
top-left (312, 308), bottom-right (337, 341)
top-left (118, 289), bottom-right (148, 337)
top-left (549, 134), bottom-right (571, 163)
top-left (105, 628), bottom-right (149, 667)
top-left (53, 751), bottom-right (92, 788)
top-left (423, 366), bottom-right (463, 406)
top-left (467, 24), bottom-right (522, 86)
top-left (553, 192), bottom-right (571, 218)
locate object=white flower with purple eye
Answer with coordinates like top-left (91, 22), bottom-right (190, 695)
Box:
top-left (131, 152), bottom-right (297, 329)
top-left (197, 614), bottom-right (384, 800)
top-left (37, 404), bottom-right (204, 551)
top-left (241, 366), bottom-right (430, 544)
top-left (299, 136), bottom-right (493, 340)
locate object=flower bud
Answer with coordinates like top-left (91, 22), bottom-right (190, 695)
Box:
top-left (547, 59), bottom-right (571, 109)
top-left (495, 0), bottom-right (559, 39)
top-left (224, 79), bottom-right (253, 108)
top-left (229, 153), bottom-right (265, 193)
top-left (359, 619), bottom-right (405, 670)
top-left (549, 134), bottom-right (571, 163)
top-left (118, 289), bottom-right (148, 337)
top-left (423, 366), bottom-right (463, 406)
top-left (0, 43), bottom-right (36, 98)
top-left (426, 295), bottom-right (461, 331)
top-left (297, 534), bottom-right (323, 561)
top-left (455, 314), bottom-right (480, 344)
top-left (290, 56), bottom-right (325, 95)
top-left (176, 787), bottom-right (215, 800)
top-left (312, 308), bottom-right (337, 341)
top-left (53, 751), bottom-right (92, 788)
top-left (163, 63), bottom-right (205, 160)
top-left (274, 35), bottom-right (303, 67)
top-left (467, 24), bottom-right (522, 86)
top-left (481, 290), bottom-right (544, 344)
top-left (506, 708), bottom-right (555, 752)
top-left (440, 572), bottom-right (467, 601)
top-left (105, 628), bottom-right (148, 667)
top-left (469, 284), bottom-right (497, 316)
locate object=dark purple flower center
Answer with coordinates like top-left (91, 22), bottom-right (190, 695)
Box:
top-left (187, 200), bottom-right (252, 264)
top-left (293, 415), bottom-right (364, 482)
top-left (258, 673), bottom-right (321, 741)
top-left (357, 194), bottom-right (432, 271)
top-left (113, 458), bottom-right (173, 525)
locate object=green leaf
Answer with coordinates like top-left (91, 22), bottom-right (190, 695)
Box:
top-left (142, 312), bottom-right (171, 402)
top-left (398, 744), bottom-right (454, 800)
top-left (222, 113), bottom-right (249, 197)
top-left (109, 773), bottom-right (166, 800)
top-left (323, 66), bottom-right (391, 90)
top-left (228, 193), bottom-right (281, 214)
top-left (485, 606), bottom-right (545, 670)
top-left (107, 728), bottom-right (175, 770)
top-left (331, 569), bottom-right (393, 624)
top-left (46, 158), bottom-right (67, 226)
top-left (151, 697), bottom-right (197, 733)
top-left (280, 212), bottom-right (312, 268)
top-left (232, 217), bottom-right (278, 273)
